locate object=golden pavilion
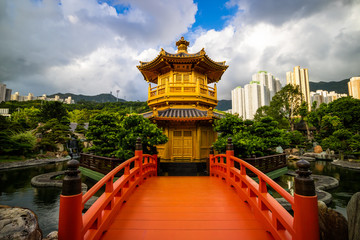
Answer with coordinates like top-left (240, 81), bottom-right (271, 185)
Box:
top-left (137, 37), bottom-right (228, 162)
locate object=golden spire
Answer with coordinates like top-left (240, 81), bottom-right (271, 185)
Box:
top-left (176, 37), bottom-right (189, 53)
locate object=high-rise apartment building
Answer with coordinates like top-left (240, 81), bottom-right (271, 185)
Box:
top-left (310, 90), bottom-right (347, 108)
top-left (232, 72), bottom-right (282, 120)
top-left (286, 66), bottom-right (311, 110)
top-left (252, 71), bottom-right (282, 101)
top-left (5, 89), bottom-right (12, 101)
top-left (348, 77), bottom-right (360, 99)
top-left (0, 83), bottom-right (6, 102)
top-left (0, 83), bottom-right (12, 102)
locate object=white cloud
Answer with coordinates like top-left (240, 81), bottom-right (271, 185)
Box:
top-left (1, 0), bottom-right (359, 102)
top-left (0, 0), bottom-right (197, 100)
top-left (188, 0), bottom-right (360, 100)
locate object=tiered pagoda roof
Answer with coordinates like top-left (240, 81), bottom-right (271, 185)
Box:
top-left (137, 37), bottom-right (228, 84)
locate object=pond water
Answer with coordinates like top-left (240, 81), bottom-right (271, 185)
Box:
top-left (275, 160), bottom-right (360, 218)
top-left (0, 162), bottom-right (97, 236)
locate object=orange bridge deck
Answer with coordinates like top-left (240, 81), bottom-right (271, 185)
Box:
top-left (58, 138), bottom-right (320, 240)
top-left (102, 176), bottom-right (273, 240)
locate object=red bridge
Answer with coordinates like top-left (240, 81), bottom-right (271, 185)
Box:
top-left (58, 138), bottom-right (319, 240)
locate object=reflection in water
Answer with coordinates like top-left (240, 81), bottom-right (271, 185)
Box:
top-left (0, 162), bottom-right (95, 236)
top-left (0, 163), bottom-right (67, 235)
top-left (275, 160), bottom-right (360, 218)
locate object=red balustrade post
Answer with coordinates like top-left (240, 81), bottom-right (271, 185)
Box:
top-left (226, 138), bottom-right (234, 184)
top-left (152, 154), bottom-right (158, 176)
top-left (293, 160), bottom-right (319, 240)
top-left (134, 137), bottom-right (143, 178)
top-left (209, 147), bottom-right (214, 176)
top-left (58, 159), bottom-right (83, 240)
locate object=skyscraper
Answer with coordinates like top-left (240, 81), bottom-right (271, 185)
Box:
top-left (286, 66), bottom-right (311, 110)
top-left (348, 77), bottom-right (360, 99)
top-left (0, 83), bottom-right (6, 102)
top-left (232, 72), bottom-right (282, 120)
top-left (252, 71), bottom-right (281, 101)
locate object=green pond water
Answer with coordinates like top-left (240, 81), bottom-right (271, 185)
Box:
top-left (0, 162), bottom-right (98, 236)
top-left (0, 160), bottom-right (359, 236)
top-left (274, 160), bottom-right (360, 218)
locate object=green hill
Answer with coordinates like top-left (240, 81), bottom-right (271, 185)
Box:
top-left (216, 99), bottom-right (232, 111)
top-left (309, 79), bottom-right (349, 94)
top-left (47, 93), bottom-right (125, 103)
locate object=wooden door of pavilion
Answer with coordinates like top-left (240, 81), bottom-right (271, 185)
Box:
top-left (172, 130), bottom-right (193, 161)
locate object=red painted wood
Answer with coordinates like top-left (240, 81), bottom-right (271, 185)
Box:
top-left (101, 177), bottom-right (274, 240)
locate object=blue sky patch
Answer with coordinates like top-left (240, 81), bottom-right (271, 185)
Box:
top-left (192, 0), bottom-right (237, 31)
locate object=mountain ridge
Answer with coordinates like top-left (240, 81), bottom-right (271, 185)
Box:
top-left (47, 93), bottom-right (125, 103)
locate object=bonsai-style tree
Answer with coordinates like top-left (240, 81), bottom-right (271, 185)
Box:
top-left (213, 115), bottom-right (288, 158)
top-left (86, 113), bottom-right (168, 160)
top-left (86, 113), bottom-right (120, 157)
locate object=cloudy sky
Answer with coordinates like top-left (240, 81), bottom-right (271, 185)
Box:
top-left (1, 0), bottom-right (359, 101)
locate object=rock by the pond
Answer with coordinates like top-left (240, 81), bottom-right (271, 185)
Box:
top-left (291, 148), bottom-right (300, 155)
top-left (0, 205), bottom-right (42, 240)
top-left (287, 154), bottom-right (300, 161)
top-left (284, 148), bottom-right (292, 155)
top-left (43, 231), bottom-right (58, 240)
top-left (275, 146), bottom-right (283, 154)
top-left (314, 145), bottom-right (323, 153)
top-left (347, 192), bottom-right (360, 240)
top-left (318, 201), bottom-right (348, 240)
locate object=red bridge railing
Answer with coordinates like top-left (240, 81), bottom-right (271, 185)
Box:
top-left (209, 138), bottom-right (319, 240)
top-left (58, 138), bottom-right (157, 240)
top-left (58, 137), bottom-right (319, 240)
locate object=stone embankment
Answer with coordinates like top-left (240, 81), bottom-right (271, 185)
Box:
top-left (30, 171), bottom-right (88, 192)
top-left (0, 156), bottom-right (70, 170)
top-left (331, 159), bottom-right (360, 170)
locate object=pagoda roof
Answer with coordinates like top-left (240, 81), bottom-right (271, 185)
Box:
top-left (137, 38), bottom-right (228, 84)
top-left (141, 108), bottom-right (224, 120)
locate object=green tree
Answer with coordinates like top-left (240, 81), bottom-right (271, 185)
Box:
top-left (10, 131), bottom-right (37, 157)
top-left (299, 101), bottom-right (311, 140)
top-left (213, 115), bottom-right (288, 157)
top-left (86, 113), bottom-right (168, 159)
top-left (11, 107), bottom-right (41, 131)
top-left (308, 102), bottom-right (328, 134)
top-left (86, 113), bottom-right (120, 157)
top-left (285, 130), bottom-right (307, 149)
top-left (321, 129), bottom-right (360, 155)
top-left (36, 119), bottom-right (71, 152)
top-left (75, 120), bottom-right (87, 134)
top-left (115, 114), bottom-right (168, 159)
top-left (40, 101), bottom-right (69, 122)
top-left (326, 97), bottom-right (360, 133)
top-left (254, 84), bottom-right (302, 130)
top-left (213, 113), bottom-right (244, 137)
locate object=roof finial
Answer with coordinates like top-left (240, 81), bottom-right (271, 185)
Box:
top-left (176, 37), bottom-right (189, 53)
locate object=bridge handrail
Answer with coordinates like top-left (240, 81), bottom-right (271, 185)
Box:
top-left (82, 156), bottom-right (138, 207)
top-left (58, 138), bottom-right (158, 240)
top-left (209, 138), bottom-right (319, 240)
top-left (230, 155), bottom-right (294, 205)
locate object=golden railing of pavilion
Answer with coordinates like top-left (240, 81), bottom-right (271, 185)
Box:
top-left (148, 82), bottom-right (217, 105)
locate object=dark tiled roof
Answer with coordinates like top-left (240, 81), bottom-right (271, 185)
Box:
top-left (141, 111), bottom-right (153, 118)
top-left (141, 108), bottom-right (225, 119)
top-left (213, 111), bottom-right (225, 118)
top-left (158, 108), bottom-right (207, 118)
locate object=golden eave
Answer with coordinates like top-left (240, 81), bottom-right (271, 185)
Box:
top-left (137, 48), bottom-right (228, 84)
